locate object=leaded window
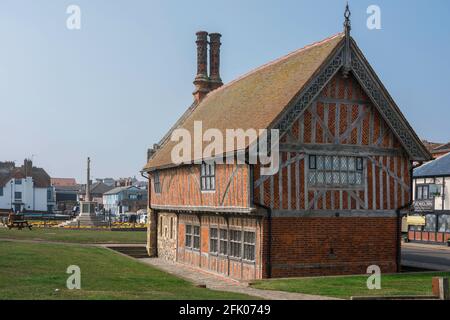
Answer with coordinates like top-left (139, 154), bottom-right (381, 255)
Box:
top-left (219, 229), bottom-right (228, 255)
top-left (185, 225), bottom-right (193, 248)
top-left (308, 155), bottom-right (364, 187)
top-left (193, 226), bottom-right (200, 250)
top-left (243, 231), bottom-right (256, 262)
top-left (229, 230), bottom-right (242, 258)
top-left (210, 228), bottom-right (218, 254)
top-left (201, 162), bottom-right (215, 191)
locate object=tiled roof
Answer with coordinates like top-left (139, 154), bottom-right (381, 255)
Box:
top-left (414, 152), bottom-right (450, 178)
top-left (0, 163), bottom-right (51, 188)
top-left (51, 178), bottom-right (77, 187)
top-left (433, 142), bottom-right (450, 152)
top-left (144, 33), bottom-right (345, 171)
top-left (78, 182), bottom-right (114, 195)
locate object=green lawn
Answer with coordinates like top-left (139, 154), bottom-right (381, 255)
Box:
top-left (0, 227), bottom-right (146, 244)
top-left (251, 272), bottom-right (450, 299)
top-left (0, 241), bottom-right (253, 300)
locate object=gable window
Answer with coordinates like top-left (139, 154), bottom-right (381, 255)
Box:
top-left (210, 228), bottom-right (218, 254)
top-left (229, 230), bottom-right (242, 258)
top-left (243, 231), bottom-right (256, 262)
top-left (200, 162), bottom-right (215, 191)
top-left (15, 179), bottom-right (22, 185)
top-left (153, 171), bottom-right (161, 194)
top-left (308, 155), bottom-right (364, 187)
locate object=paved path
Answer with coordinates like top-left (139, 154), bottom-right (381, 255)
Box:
top-left (140, 257), bottom-right (338, 300)
top-left (402, 243), bottom-right (450, 271)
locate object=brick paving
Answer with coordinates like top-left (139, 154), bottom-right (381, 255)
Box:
top-left (140, 257), bottom-right (338, 300)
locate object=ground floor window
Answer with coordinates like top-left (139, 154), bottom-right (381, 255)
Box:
top-left (193, 226), bottom-right (200, 250)
top-left (438, 215), bottom-right (450, 233)
top-left (243, 231), bottom-right (256, 261)
top-left (219, 229), bottom-right (228, 255)
top-left (424, 214), bottom-right (437, 232)
top-left (229, 230), bottom-right (242, 258)
top-left (185, 225), bottom-right (193, 248)
top-left (210, 228), bottom-right (218, 254)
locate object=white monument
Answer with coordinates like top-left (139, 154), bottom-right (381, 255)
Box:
top-left (60, 158), bottom-right (108, 227)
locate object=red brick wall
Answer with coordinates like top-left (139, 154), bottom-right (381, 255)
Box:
top-left (176, 214), bottom-right (263, 280)
top-left (262, 217), bottom-right (399, 278)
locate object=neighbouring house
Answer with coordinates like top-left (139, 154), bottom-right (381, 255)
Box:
top-left (409, 152), bottom-right (450, 244)
top-left (103, 186), bottom-right (147, 215)
top-left (143, 11), bottom-right (431, 280)
top-left (421, 140), bottom-right (450, 159)
top-left (51, 178), bottom-right (77, 187)
top-left (0, 159), bottom-right (56, 213)
top-left (95, 178), bottom-right (115, 187)
top-left (78, 181), bottom-right (114, 206)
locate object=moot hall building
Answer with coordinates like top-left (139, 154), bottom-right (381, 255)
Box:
top-left (143, 9), bottom-right (431, 280)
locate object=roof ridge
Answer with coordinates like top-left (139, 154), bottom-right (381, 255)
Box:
top-left (199, 32), bottom-right (344, 104)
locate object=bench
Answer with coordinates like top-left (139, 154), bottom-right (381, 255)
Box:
top-left (6, 214), bottom-right (32, 230)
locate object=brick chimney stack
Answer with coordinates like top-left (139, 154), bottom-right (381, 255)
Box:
top-left (209, 33), bottom-right (223, 91)
top-left (193, 31), bottom-right (210, 103)
top-left (24, 159), bottom-right (33, 177)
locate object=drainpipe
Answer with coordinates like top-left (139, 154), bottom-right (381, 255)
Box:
top-left (250, 165), bottom-right (273, 279)
top-left (141, 170), bottom-right (157, 257)
top-left (395, 160), bottom-right (422, 273)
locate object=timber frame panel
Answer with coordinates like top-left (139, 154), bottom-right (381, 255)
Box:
top-left (272, 40), bottom-right (430, 162)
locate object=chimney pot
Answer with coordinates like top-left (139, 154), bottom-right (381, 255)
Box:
top-left (209, 33), bottom-right (223, 90)
top-left (193, 31), bottom-right (210, 103)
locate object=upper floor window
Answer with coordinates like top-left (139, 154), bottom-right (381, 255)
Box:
top-left (309, 155), bottom-right (363, 187)
top-left (200, 163), bottom-right (215, 191)
top-left (0, 187), bottom-right (3, 196)
top-left (416, 185), bottom-right (431, 200)
top-left (47, 188), bottom-right (53, 201)
top-left (15, 179), bottom-right (22, 185)
top-left (153, 171), bottom-right (161, 194)
top-left (15, 192), bottom-right (22, 200)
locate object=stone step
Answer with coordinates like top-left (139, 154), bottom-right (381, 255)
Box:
top-left (108, 246), bottom-right (148, 258)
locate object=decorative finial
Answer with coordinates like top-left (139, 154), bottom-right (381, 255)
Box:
top-left (344, 2), bottom-right (351, 34)
top-left (342, 2), bottom-right (352, 78)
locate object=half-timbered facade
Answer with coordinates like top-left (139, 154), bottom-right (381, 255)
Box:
top-left (143, 12), bottom-right (431, 280)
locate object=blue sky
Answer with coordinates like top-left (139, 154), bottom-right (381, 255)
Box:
top-left (0, 0), bottom-right (449, 183)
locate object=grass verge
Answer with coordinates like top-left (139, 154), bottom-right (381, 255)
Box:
top-left (251, 272), bottom-right (450, 299)
top-left (0, 241), bottom-right (254, 300)
top-left (0, 227), bottom-right (146, 244)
